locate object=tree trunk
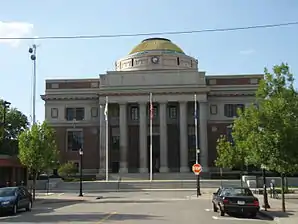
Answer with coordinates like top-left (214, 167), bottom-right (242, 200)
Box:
top-left (32, 172), bottom-right (37, 201)
top-left (240, 162), bottom-right (244, 187)
top-left (281, 173), bottom-right (286, 212)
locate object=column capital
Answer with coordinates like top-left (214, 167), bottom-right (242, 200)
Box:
top-left (158, 101), bottom-right (168, 104)
top-left (138, 101), bottom-right (148, 105)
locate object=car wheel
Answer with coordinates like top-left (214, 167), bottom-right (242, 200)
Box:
top-left (11, 204), bottom-right (17, 215)
top-left (26, 201), bottom-right (32, 211)
top-left (213, 203), bottom-right (218, 212)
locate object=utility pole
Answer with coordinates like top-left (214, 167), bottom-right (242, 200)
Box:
top-left (29, 45), bottom-right (37, 125)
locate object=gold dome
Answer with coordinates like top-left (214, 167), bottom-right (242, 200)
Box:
top-left (129, 38), bottom-right (185, 55)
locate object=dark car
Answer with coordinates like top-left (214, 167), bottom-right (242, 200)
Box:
top-left (0, 187), bottom-right (32, 215)
top-left (212, 186), bottom-right (260, 218)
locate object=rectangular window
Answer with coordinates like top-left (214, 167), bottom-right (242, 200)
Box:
top-left (224, 104), bottom-right (245, 117)
top-left (153, 105), bottom-right (158, 118)
top-left (65, 108), bottom-right (85, 121)
top-left (51, 108), bottom-right (58, 118)
top-left (147, 105), bottom-right (158, 119)
top-left (67, 131), bottom-right (83, 151)
top-left (111, 136), bottom-right (120, 151)
top-left (130, 106), bottom-right (139, 121)
top-left (169, 106), bottom-right (177, 119)
top-left (91, 107), bottom-right (98, 117)
top-left (227, 126), bottom-right (234, 146)
top-left (210, 105), bottom-right (217, 115)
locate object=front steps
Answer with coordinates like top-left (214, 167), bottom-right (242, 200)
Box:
top-left (102, 172), bottom-right (202, 181)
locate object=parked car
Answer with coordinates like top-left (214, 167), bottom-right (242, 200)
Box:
top-left (0, 186), bottom-right (32, 215)
top-left (212, 186), bottom-right (260, 218)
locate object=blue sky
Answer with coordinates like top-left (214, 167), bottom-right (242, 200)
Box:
top-left (0, 0), bottom-right (298, 123)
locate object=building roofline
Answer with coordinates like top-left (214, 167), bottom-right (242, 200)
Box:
top-left (206, 74), bottom-right (263, 79)
top-left (45, 78), bottom-right (99, 83)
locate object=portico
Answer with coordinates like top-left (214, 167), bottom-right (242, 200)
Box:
top-left (98, 95), bottom-right (209, 173)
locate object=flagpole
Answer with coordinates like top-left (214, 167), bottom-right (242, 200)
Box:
top-left (149, 93), bottom-right (153, 182)
top-left (194, 94), bottom-right (199, 164)
top-left (105, 96), bottom-right (109, 182)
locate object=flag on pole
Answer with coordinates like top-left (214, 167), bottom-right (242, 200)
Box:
top-left (149, 93), bottom-right (153, 120)
top-left (194, 94), bottom-right (198, 119)
top-left (104, 96), bottom-right (108, 121)
top-left (149, 93), bottom-right (153, 181)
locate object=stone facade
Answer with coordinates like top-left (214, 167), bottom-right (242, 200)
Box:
top-left (41, 38), bottom-right (262, 174)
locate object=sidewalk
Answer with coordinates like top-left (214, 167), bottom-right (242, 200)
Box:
top-left (257, 195), bottom-right (298, 223)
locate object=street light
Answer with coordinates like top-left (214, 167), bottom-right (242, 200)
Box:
top-left (29, 45), bottom-right (37, 125)
top-left (1, 101), bottom-right (11, 151)
top-left (78, 149), bottom-right (83, 197)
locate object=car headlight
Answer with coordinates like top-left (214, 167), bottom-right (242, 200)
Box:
top-left (1, 201), bottom-right (11, 205)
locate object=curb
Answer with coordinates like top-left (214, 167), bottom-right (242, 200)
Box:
top-left (39, 188), bottom-right (216, 193)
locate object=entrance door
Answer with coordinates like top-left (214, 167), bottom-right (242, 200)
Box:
top-left (147, 135), bottom-right (160, 173)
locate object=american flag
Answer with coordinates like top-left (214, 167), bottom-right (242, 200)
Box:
top-left (149, 93), bottom-right (153, 120)
top-left (104, 96), bottom-right (108, 121)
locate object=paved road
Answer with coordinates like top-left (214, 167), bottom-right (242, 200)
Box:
top-left (0, 192), bottom-right (273, 224)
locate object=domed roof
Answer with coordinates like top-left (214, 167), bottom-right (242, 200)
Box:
top-left (129, 38), bottom-right (185, 55)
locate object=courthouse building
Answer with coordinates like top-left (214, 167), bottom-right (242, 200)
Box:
top-left (42, 37), bottom-right (262, 175)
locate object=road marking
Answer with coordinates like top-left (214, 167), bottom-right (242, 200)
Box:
top-left (97, 211), bottom-right (117, 223)
top-left (0, 215), bottom-right (21, 220)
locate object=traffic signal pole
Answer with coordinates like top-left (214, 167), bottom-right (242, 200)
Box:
top-left (196, 173), bottom-right (201, 197)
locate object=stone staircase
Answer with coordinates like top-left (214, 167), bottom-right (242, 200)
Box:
top-left (53, 179), bottom-right (243, 191)
top-left (108, 172), bottom-right (198, 181)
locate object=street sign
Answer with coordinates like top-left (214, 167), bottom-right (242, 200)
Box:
top-left (192, 163), bottom-right (202, 175)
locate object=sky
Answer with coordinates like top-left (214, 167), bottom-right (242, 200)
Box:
top-left (0, 0), bottom-right (298, 123)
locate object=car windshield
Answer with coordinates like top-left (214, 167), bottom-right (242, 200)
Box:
top-left (0, 188), bottom-right (16, 197)
top-left (223, 188), bottom-right (253, 196)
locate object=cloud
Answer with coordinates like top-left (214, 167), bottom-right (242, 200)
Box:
top-left (0, 21), bottom-right (34, 47)
top-left (239, 49), bottom-right (255, 55)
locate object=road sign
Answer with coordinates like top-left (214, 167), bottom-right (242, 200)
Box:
top-left (192, 163), bottom-right (202, 175)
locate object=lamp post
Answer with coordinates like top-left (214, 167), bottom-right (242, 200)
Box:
top-left (29, 45), bottom-right (37, 125)
top-left (261, 165), bottom-right (270, 210)
top-left (78, 149), bottom-right (83, 197)
top-left (1, 101), bottom-right (11, 151)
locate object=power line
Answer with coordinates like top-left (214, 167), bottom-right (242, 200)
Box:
top-left (1, 21), bottom-right (298, 40)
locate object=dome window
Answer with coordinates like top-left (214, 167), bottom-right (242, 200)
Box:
top-left (177, 57), bottom-right (180, 66)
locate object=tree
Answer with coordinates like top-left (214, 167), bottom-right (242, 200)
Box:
top-left (217, 63), bottom-right (298, 212)
top-left (18, 121), bottom-right (59, 200)
top-left (215, 131), bottom-right (250, 186)
top-left (0, 99), bottom-right (28, 154)
top-left (58, 162), bottom-right (77, 178)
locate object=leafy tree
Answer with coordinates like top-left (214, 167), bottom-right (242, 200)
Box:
top-left (18, 121), bottom-right (59, 200)
top-left (0, 99), bottom-right (28, 154)
top-left (215, 132), bottom-right (250, 186)
top-left (218, 63), bottom-right (298, 212)
top-left (58, 162), bottom-right (77, 178)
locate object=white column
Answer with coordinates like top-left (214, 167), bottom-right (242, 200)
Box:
top-left (139, 102), bottom-right (148, 173)
top-left (119, 103), bottom-right (128, 173)
top-left (179, 101), bottom-right (189, 172)
top-left (199, 102), bottom-right (208, 171)
top-left (159, 102), bottom-right (168, 172)
top-left (98, 104), bottom-right (106, 173)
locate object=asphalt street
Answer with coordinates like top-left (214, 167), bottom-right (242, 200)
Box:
top-left (0, 191), bottom-right (273, 224)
